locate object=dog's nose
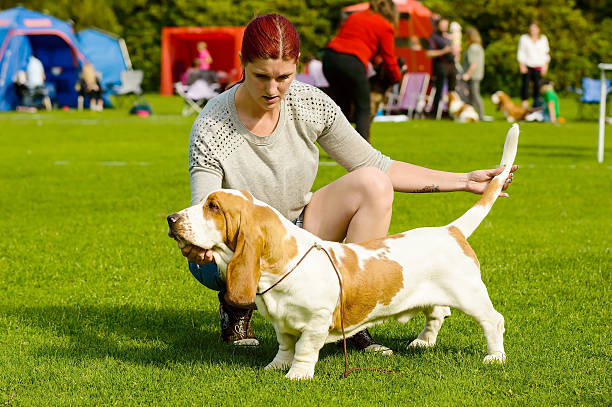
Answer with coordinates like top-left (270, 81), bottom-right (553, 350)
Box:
top-left (167, 213), bottom-right (180, 227)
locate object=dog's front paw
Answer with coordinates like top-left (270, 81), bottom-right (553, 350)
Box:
top-left (408, 338), bottom-right (435, 348)
top-left (265, 357), bottom-right (292, 371)
top-left (285, 364), bottom-right (315, 380)
top-left (483, 352), bottom-right (506, 364)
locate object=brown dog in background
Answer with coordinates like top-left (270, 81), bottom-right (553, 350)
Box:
top-left (491, 91), bottom-right (530, 122)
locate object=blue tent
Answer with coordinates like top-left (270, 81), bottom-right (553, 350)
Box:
top-left (0, 6), bottom-right (87, 111)
top-left (76, 28), bottom-right (132, 96)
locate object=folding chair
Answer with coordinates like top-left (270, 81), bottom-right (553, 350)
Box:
top-left (113, 70), bottom-right (143, 107)
top-left (175, 79), bottom-right (218, 116)
top-left (382, 73), bottom-right (430, 119)
top-left (576, 77), bottom-right (611, 120)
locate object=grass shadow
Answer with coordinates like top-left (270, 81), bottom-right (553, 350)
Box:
top-left (3, 303), bottom-right (275, 368)
top-left (5, 303), bottom-right (480, 371)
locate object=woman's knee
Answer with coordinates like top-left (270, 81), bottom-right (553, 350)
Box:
top-left (188, 262), bottom-right (226, 291)
top-left (351, 167), bottom-right (394, 209)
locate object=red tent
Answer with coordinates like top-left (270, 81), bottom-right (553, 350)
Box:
top-left (160, 26), bottom-right (244, 95)
top-left (341, 0), bottom-right (434, 73)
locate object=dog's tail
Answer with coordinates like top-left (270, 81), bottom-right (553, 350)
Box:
top-left (449, 124), bottom-right (519, 239)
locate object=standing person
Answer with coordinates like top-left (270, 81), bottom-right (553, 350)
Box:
top-left (461, 27), bottom-right (486, 121)
top-left (426, 18), bottom-right (456, 119)
top-left (322, 0), bottom-right (402, 142)
top-left (24, 55), bottom-right (52, 111)
top-left (181, 14), bottom-right (517, 354)
top-left (75, 63), bottom-right (104, 112)
top-left (197, 41), bottom-right (213, 71)
top-left (448, 21), bottom-right (463, 71)
top-left (517, 21), bottom-right (550, 109)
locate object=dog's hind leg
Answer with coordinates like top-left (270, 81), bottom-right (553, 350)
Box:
top-left (453, 281), bottom-right (506, 364)
top-left (265, 329), bottom-right (297, 371)
top-left (408, 305), bottom-right (451, 348)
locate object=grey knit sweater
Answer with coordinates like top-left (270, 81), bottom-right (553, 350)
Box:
top-left (188, 80), bottom-right (391, 221)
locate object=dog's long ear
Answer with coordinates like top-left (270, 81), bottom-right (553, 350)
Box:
top-left (225, 212), bottom-right (262, 309)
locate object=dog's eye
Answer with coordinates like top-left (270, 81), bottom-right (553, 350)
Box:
top-left (207, 201), bottom-right (219, 211)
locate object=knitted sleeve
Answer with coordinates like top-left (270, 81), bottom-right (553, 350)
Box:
top-left (290, 84), bottom-right (391, 173)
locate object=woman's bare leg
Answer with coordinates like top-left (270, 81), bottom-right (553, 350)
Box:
top-left (303, 167), bottom-right (394, 243)
top-left (301, 167), bottom-right (394, 354)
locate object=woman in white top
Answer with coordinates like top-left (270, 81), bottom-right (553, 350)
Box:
top-left (517, 21), bottom-right (550, 109)
top-left (181, 13), bottom-right (517, 353)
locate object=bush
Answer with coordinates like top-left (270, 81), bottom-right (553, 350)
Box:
top-left (4, 0), bottom-right (608, 94)
top-left (422, 0), bottom-right (612, 96)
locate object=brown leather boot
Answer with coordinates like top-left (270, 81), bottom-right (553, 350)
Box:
top-left (346, 329), bottom-right (393, 355)
top-left (218, 291), bottom-right (259, 346)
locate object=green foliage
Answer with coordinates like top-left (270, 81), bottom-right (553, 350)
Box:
top-left (109, 0), bottom-right (353, 90)
top-left (422, 0), bottom-right (612, 95)
top-left (0, 0), bottom-right (121, 33)
top-left (1, 0), bottom-right (609, 94)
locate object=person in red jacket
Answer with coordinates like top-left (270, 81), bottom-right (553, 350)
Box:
top-left (322, 0), bottom-right (401, 142)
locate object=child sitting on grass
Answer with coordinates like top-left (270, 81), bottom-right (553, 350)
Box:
top-left (526, 79), bottom-right (564, 123)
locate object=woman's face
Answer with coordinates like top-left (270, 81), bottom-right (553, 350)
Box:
top-left (438, 19), bottom-right (449, 33)
top-left (529, 23), bottom-right (540, 37)
top-left (242, 57), bottom-right (297, 112)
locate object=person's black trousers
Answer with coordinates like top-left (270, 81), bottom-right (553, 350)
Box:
top-left (322, 49), bottom-right (371, 141)
top-left (521, 67), bottom-right (542, 108)
top-left (431, 61), bottom-right (457, 118)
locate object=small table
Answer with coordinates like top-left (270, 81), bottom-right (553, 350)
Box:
top-left (597, 63), bottom-right (612, 163)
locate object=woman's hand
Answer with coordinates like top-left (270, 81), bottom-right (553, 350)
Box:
top-left (465, 165), bottom-right (518, 197)
top-left (181, 244), bottom-right (215, 265)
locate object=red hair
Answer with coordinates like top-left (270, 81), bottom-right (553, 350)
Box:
top-left (241, 14), bottom-right (300, 64)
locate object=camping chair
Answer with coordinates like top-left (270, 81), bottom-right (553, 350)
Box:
top-left (575, 77), bottom-right (611, 120)
top-left (113, 70), bottom-right (143, 107)
top-left (382, 73), bottom-right (430, 119)
top-left (175, 79), bottom-right (218, 116)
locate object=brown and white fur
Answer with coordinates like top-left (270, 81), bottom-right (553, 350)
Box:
top-left (448, 90), bottom-right (479, 122)
top-left (167, 125), bottom-right (519, 380)
top-left (491, 91), bottom-right (529, 122)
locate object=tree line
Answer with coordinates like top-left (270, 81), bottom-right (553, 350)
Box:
top-left (1, 0), bottom-right (610, 95)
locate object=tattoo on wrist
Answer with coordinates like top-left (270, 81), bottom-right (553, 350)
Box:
top-left (416, 185), bottom-right (440, 193)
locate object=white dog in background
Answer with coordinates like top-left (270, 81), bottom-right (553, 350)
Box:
top-left (448, 90), bottom-right (479, 123)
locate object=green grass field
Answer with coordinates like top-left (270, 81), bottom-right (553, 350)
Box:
top-left (0, 95), bottom-right (610, 406)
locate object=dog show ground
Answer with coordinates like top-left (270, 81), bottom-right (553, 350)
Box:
top-left (0, 95), bottom-right (609, 405)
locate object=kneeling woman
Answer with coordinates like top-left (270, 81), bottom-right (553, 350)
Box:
top-left (181, 14), bottom-right (516, 353)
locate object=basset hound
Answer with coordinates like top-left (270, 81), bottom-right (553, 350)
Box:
top-left (491, 91), bottom-right (529, 122)
top-left (448, 91), bottom-right (479, 123)
top-left (167, 125), bottom-right (520, 380)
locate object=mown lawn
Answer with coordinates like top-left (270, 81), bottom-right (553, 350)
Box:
top-left (0, 95), bottom-right (609, 406)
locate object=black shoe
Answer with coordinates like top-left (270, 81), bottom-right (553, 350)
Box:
top-left (218, 291), bottom-right (259, 346)
top-left (346, 329), bottom-right (393, 355)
